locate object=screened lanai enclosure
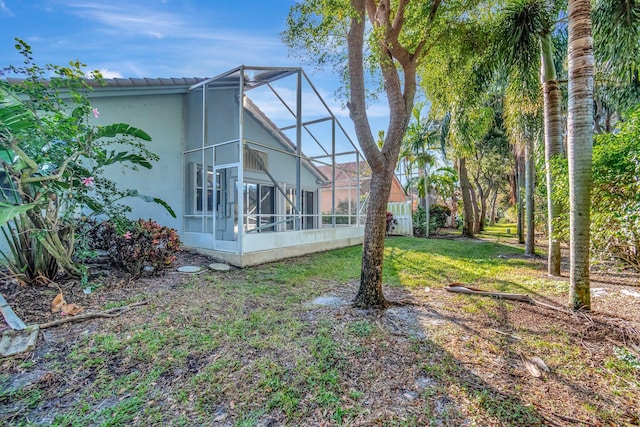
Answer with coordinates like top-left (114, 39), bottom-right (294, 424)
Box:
top-left (181, 66), bottom-right (365, 266)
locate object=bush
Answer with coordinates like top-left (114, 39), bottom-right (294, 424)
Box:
top-left (552, 105), bottom-right (640, 270)
top-left (412, 205), bottom-right (451, 237)
top-left (590, 110), bottom-right (640, 270)
top-left (97, 219), bottom-right (181, 277)
top-left (386, 212), bottom-right (397, 235)
top-left (0, 40), bottom-right (174, 283)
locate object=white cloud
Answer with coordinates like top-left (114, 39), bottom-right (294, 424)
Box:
top-left (96, 68), bottom-right (123, 79)
top-left (62, 2), bottom-right (183, 39)
top-left (0, 0), bottom-right (14, 16)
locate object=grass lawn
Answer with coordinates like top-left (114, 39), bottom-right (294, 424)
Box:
top-left (1, 225), bottom-right (639, 426)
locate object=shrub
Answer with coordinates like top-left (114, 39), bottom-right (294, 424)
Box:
top-left (386, 212), bottom-right (397, 235)
top-left (551, 105), bottom-right (640, 270)
top-left (101, 219), bottom-right (181, 277)
top-left (412, 204), bottom-right (451, 237)
top-left (0, 39), bottom-right (174, 283)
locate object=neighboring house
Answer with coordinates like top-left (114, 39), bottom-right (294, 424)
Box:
top-left (5, 67), bottom-right (366, 267)
top-left (318, 161), bottom-right (407, 214)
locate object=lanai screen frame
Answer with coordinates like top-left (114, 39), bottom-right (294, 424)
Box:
top-left (184, 65), bottom-right (363, 254)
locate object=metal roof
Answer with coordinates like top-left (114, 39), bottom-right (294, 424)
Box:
top-left (189, 66), bottom-right (300, 91)
top-left (4, 76), bottom-right (207, 88)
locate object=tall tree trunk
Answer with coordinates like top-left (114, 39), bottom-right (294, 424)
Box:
top-left (541, 34), bottom-right (563, 275)
top-left (459, 157), bottom-right (475, 237)
top-left (425, 176), bottom-right (431, 238)
top-left (489, 185), bottom-right (499, 226)
top-left (471, 183), bottom-right (480, 235)
top-left (524, 135), bottom-right (536, 256)
top-left (567, 0), bottom-right (594, 310)
top-left (345, 0), bottom-right (424, 308)
top-left (516, 154), bottom-right (525, 244)
top-left (451, 188), bottom-right (458, 229)
top-left (474, 177), bottom-right (487, 232)
top-left (355, 170), bottom-right (394, 307)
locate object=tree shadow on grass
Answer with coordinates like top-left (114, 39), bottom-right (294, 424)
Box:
top-left (375, 239), bottom-right (629, 424)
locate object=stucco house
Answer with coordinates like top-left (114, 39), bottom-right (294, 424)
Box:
top-left (318, 162), bottom-right (407, 215)
top-left (77, 66), bottom-right (366, 266)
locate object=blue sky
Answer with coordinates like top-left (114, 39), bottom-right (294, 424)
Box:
top-left (0, 0), bottom-right (390, 138)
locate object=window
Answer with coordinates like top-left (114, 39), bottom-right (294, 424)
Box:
top-left (285, 186), bottom-right (296, 230)
top-left (283, 187), bottom-right (316, 230)
top-left (192, 163), bottom-right (213, 213)
top-left (244, 182), bottom-right (275, 232)
top-left (302, 190), bottom-right (316, 230)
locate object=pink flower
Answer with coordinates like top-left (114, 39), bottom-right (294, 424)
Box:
top-left (92, 107), bottom-right (100, 118)
top-left (124, 231), bottom-right (132, 240)
top-left (81, 176), bottom-right (94, 187)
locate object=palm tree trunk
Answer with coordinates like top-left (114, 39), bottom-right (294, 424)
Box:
top-left (567, 0), bottom-right (594, 310)
top-left (525, 134), bottom-right (536, 256)
top-left (459, 157), bottom-right (475, 237)
top-left (516, 154), bottom-right (525, 244)
top-left (474, 177), bottom-right (487, 232)
top-left (541, 33), bottom-right (563, 275)
top-left (489, 185), bottom-right (499, 226)
top-left (471, 183), bottom-right (481, 235)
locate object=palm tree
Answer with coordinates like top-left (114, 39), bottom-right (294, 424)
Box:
top-left (567, 0), bottom-right (594, 309)
top-left (400, 107), bottom-right (450, 237)
top-left (496, 0), bottom-right (563, 270)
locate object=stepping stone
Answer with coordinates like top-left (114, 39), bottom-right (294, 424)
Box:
top-left (0, 325), bottom-right (39, 357)
top-left (177, 265), bottom-right (202, 273)
top-left (209, 263), bottom-right (231, 271)
top-left (309, 296), bottom-right (348, 307)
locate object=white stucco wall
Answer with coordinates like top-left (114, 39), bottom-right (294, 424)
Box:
top-left (90, 93), bottom-right (185, 232)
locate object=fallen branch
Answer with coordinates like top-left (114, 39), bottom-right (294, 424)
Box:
top-left (445, 283), bottom-right (640, 346)
top-left (445, 284), bottom-right (533, 302)
top-left (38, 301), bottom-right (148, 329)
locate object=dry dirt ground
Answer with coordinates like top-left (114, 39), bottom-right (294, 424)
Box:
top-left (1, 246), bottom-right (639, 426)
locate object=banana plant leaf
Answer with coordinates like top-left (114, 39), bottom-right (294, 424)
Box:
top-left (0, 88), bottom-right (36, 134)
top-left (0, 202), bottom-right (37, 228)
top-left (94, 123), bottom-right (151, 141)
top-left (126, 190), bottom-right (176, 218)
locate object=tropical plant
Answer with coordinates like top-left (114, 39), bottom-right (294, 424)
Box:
top-left (495, 0), bottom-right (564, 267)
top-left (552, 105), bottom-right (640, 271)
top-left (399, 105), bottom-right (452, 237)
top-left (0, 39), bottom-right (174, 284)
top-left (592, 0), bottom-right (640, 130)
top-left (97, 219), bottom-right (181, 277)
top-left (413, 204), bottom-right (451, 237)
top-left (418, 12), bottom-right (496, 239)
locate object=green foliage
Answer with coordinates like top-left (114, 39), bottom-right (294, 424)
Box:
top-left (614, 346), bottom-right (640, 370)
top-left (494, 0), bottom-right (554, 78)
top-left (413, 204), bottom-right (452, 237)
top-left (590, 108), bottom-right (640, 270)
top-left (552, 105), bottom-right (640, 270)
top-left (98, 219), bottom-right (182, 277)
top-left (0, 39), bottom-right (174, 282)
top-left (593, 0), bottom-right (640, 112)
